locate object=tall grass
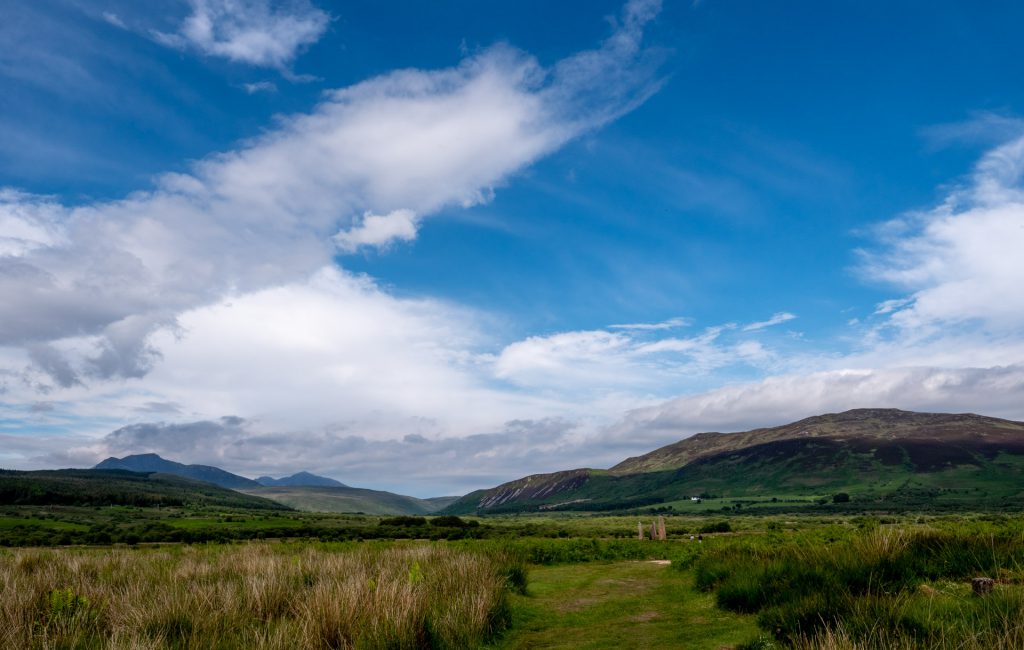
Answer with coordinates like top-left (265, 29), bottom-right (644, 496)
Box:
top-left (0, 542), bottom-right (520, 649)
top-left (694, 528), bottom-right (1024, 648)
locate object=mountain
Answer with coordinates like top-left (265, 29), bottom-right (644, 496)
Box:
top-left (610, 408), bottom-right (1024, 474)
top-left (444, 409), bottom-right (1024, 514)
top-left (256, 471), bottom-right (347, 488)
top-left (94, 454), bottom-right (259, 489)
top-left (90, 453), bottom-right (455, 515)
top-left (240, 486), bottom-right (460, 515)
top-left (0, 468), bottom-right (287, 510)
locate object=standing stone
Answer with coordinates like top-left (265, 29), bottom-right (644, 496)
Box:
top-left (638, 521), bottom-right (644, 540)
top-left (972, 577), bottom-right (995, 596)
top-left (657, 516), bottom-right (666, 541)
top-left (650, 521), bottom-right (657, 541)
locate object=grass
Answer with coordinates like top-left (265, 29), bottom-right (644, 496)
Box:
top-left (0, 542), bottom-right (520, 649)
top-left (688, 526), bottom-right (1024, 648)
top-left (489, 560), bottom-right (759, 649)
top-left (239, 486), bottom-right (452, 515)
top-left (4, 507), bottom-right (1024, 647)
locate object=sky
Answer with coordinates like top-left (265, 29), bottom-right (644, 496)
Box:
top-left (2, 0), bottom-right (1024, 497)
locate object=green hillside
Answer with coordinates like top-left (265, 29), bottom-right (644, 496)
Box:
top-left (445, 409), bottom-right (1024, 514)
top-left (611, 408), bottom-right (1024, 474)
top-left (0, 469), bottom-right (288, 510)
top-left (240, 486), bottom-right (459, 515)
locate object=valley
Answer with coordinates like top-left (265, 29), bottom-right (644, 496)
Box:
top-left (3, 408), bottom-right (1024, 648)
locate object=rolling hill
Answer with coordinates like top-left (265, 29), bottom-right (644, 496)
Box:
top-left (91, 453), bottom-right (453, 515)
top-left (444, 409), bottom-right (1024, 514)
top-left (0, 468), bottom-right (287, 510)
top-left (240, 486), bottom-right (460, 515)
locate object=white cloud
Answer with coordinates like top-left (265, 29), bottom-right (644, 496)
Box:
top-left (15, 1), bottom-right (1024, 494)
top-left (334, 209), bottom-right (419, 252)
top-left (606, 132), bottom-right (1024, 450)
top-left (0, 190), bottom-right (66, 257)
top-left (608, 316), bottom-right (691, 330)
top-left (74, 416), bottom-right (588, 496)
top-left (242, 80), bottom-right (277, 94)
top-left (101, 12), bottom-right (126, 29)
top-left (154, 0), bottom-right (330, 69)
top-left (862, 134), bottom-right (1024, 340)
top-left (0, 1), bottom-right (677, 489)
top-left (920, 112), bottom-right (1024, 151)
top-left (494, 324), bottom-right (776, 396)
top-left (136, 268), bottom-right (548, 436)
top-left (873, 298), bottom-right (911, 315)
top-left (0, 1), bottom-right (663, 391)
top-left (742, 311), bottom-right (796, 331)
top-left (610, 365), bottom-right (1024, 446)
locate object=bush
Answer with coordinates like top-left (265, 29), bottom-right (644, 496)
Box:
top-left (430, 515), bottom-right (471, 528)
top-left (833, 492), bottom-right (851, 503)
top-left (378, 516), bottom-right (427, 527)
top-left (693, 528), bottom-right (1024, 646)
top-left (701, 520), bottom-right (732, 534)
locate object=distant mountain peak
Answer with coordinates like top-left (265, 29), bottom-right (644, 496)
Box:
top-left (256, 471), bottom-right (346, 488)
top-left (94, 453), bottom-right (258, 489)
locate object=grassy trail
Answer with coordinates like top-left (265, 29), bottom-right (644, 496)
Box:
top-left (491, 561), bottom-right (759, 649)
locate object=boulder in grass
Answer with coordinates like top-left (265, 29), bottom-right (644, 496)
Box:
top-left (972, 577), bottom-right (995, 596)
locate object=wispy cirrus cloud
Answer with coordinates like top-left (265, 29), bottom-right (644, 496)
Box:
top-left (608, 316), bottom-right (691, 331)
top-left (242, 80), bottom-right (277, 94)
top-left (742, 311), bottom-right (796, 331)
top-left (101, 12), bottom-right (127, 30)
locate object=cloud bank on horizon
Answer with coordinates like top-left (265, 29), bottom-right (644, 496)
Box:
top-left (2, 0), bottom-right (1024, 495)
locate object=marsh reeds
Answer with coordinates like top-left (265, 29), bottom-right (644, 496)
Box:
top-left (0, 542), bottom-right (518, 649)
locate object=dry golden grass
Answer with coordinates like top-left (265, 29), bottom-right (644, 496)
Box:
top-left (0, 543), bottom-right (515, 649)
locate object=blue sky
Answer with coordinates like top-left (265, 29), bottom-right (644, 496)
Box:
top-left (2, 0), bottom-right (1024, 495)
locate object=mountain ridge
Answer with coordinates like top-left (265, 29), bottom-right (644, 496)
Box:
top-left (92, 453), bottom-right (453, 515)
top-left (610, 408), bottom-right (1024, 474)
top-left (94, 453), bottom-right (259, 489)
top-left (444, 408), bottom-right (1024, 514)
top-left (255, 471), bottom-right (347, 488)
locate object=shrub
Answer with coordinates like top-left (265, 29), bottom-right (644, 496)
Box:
top-left (430, 515), bottom-right (471, 528)
top-left (694, 528), bottom-right (1024, 647)
top-left (378, 516), bottom-right (427, 527)
top-left (701, 520), bottom-right (732, 534)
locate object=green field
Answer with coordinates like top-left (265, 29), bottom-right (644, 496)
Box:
top-left (491, 560), bottom-right (758, 649)
top-left (2, 508), bottom-right (1023, 648)
top-left (3, 461), bottom-right (1024, 648)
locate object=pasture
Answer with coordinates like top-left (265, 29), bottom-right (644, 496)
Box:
top-left (2, 512), bottom-right (1023, 648)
